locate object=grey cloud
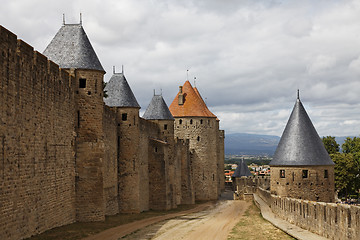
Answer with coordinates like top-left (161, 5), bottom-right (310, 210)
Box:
top-left (1, 0), bottom-right (360, 137)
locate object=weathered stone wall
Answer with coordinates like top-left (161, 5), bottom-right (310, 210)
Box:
top-left (138, 118), bottom-right (158, 212)
top-left (174, 117), bottom-right (219, 200)
top-left (270, 165), bottom-right (335, 202)
top-left (115, 107), bottom-right (141, 213)
top-left (73, 68), bottom-right (106, 222)
top-left (175, 138), bottom-right (195, 205)
top-left (0, 26), bottom-right (76, 240)
top-left (217, 129), bottom-right (225, 194)
top-left (233, 176), bottom-right (270, 199)
top-left (256, 187), bottom-right (360, 240)
top-left (103, 106), bottom-right (119, 215)
top-left (148, 138), bottom-right (172, 210)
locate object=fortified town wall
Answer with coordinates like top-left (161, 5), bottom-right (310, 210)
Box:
top-left (0, 26), bottom-right (77, 240)
top-left (0, 25), bottom-right (223, 240)
top-left (233, 176), bottom-right (360, 240)
top-left (257, 187), bottom-right (360, 240)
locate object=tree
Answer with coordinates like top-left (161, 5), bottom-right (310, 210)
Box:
top-left (325, 136), bottom-right (360, 199)
top-left (322, 136), bottom-right (339, 154)
top-left (331, 153), bottom-right (357, 198)
top-left (341, 137), bottom-right (360, 198)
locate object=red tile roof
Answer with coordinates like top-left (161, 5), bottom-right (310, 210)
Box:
top-left (169, 81), bottom-right (217, 118)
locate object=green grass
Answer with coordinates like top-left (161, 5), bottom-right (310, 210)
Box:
top-left (228, 201), bottom-right (295, 240)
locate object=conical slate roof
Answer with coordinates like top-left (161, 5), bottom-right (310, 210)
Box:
top-left (143, 95), bottom-right (174, 120)
top-left (104, 73), bottom-right (140, 108)
top-left (169, 81), bottom-right (217, 118)
top-left (232, 160), bottom-right (252, 177)
top-left (270, 95), bottom-right (334, 166)
top-left (43, 24), bottom-right (104, 72)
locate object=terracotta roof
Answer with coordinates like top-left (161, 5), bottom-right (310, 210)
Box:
top-left (169, 81), bottom-right (217, 118)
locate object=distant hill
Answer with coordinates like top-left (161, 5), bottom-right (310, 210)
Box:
top-left (225, 133), bottom-right (355, 156)
top-left (225, 133), bottom-right (280, 156)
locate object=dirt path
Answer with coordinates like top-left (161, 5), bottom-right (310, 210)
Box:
top-left (122, 200), bottom-right (250, 240)
top-left (82, 202), bottom-right (215, 240)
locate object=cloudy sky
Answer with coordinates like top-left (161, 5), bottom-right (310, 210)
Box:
top-left (1, 0), bottom-right (360, 137)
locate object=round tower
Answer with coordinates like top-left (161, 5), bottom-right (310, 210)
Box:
top-left (104, 71), bottom-right (141, 213)
top-left (43, 22), bottom-right (106, 221)
top-left (169, 81), bottom-right (219, 200)
top-left (143, 93), bottom-right (177, 209)
top-left (269, 93), bottom-right (335, 202)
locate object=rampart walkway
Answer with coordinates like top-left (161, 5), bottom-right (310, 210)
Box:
top-left (254, 193), bottom-right (329, 240)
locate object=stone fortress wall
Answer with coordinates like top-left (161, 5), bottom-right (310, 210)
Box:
top-left (233, 176), bottom-right (360, 240)
top-left (0, 25), bottom-right (224, 240)
top-left (270, 165), bottom-right (335, 202)
top-left (0, 26), bottom-right (77, 240)
top-left (173, 117), bottom-right (220, 200)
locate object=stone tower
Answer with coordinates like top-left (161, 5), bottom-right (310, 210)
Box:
top-left (104, 71), bottom-right (141, 213)
top-left (43, 22), bottom-right (106, 221)
top-left (143, 94), bottom-right (176, 209)
top-left (269, 93), bottom-right (335, 202)
top-left (169, 81), bottom-right (220, 200)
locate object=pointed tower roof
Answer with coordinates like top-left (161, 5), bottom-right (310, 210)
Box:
top-left (232, 160), bottom-right (252, 177)
top-left (169, 81), bottom-right (217, 118)
top-left (43, 23), bottom-right (104, 72)
top-left (104, 73), bottom-right (140, 108)
top-left (270, 94), bottom-right (334, 166)
top-left (142, 95), bottom-right (174, 120)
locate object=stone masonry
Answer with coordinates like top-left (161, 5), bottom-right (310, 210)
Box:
top-left (0, 24), bottom-right (224, 240)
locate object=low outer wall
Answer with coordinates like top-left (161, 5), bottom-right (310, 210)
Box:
top-left (257, 188), bottom-right (360, 240)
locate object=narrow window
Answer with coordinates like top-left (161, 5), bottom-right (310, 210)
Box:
top-left (164, 124), bottom-right (168, 130)
top-left (179, 119), bottom-right (182, 124)
top-left (77, 111), bottom-right (80, 127)
top-left (280, 169), bottom-right (285, 178)
top-left (324, 169), bottom-right (328, 178)
top-left (197, 136), bottom-right (200, 142)
top-left (79, 78), bottom-right (86, 88)
top-left (154, 147), bottom-right (158, 153)
top-left (200, 119), bottom-right (203, 124)
top-left (190, 119), bottom-right (193, 124)
top-left (302, 170), bottom-right (308, 178)
top-left (122, 113), bottom-right (127, 121)
top-left (213, 174), bottom-right (215, 181)
top-left (292, 172), bottom-right (295, 181)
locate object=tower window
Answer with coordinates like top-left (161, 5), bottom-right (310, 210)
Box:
top-left (302, 170), bottom-right (308, 178)
top-left (79, 78), bottom-right (86, 88)
top-left (190, 119), bottom-right (193, 124)
top-left (179, 119), bottom-right (182, 124)
top-left (324, 169), bottom-right (328, 178)
top-left (200, 119), bottom-right (203, 124)
top-left (122, 113), bottom-right (127, 121)
top-left (154, 147), bottom-right (158, 153)
top-left (197, 136), bottom-right (200, 142)
top-left (164, 124), bottom-right (168, 130)
top-left (280, 169), bottom-right (285, 178)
